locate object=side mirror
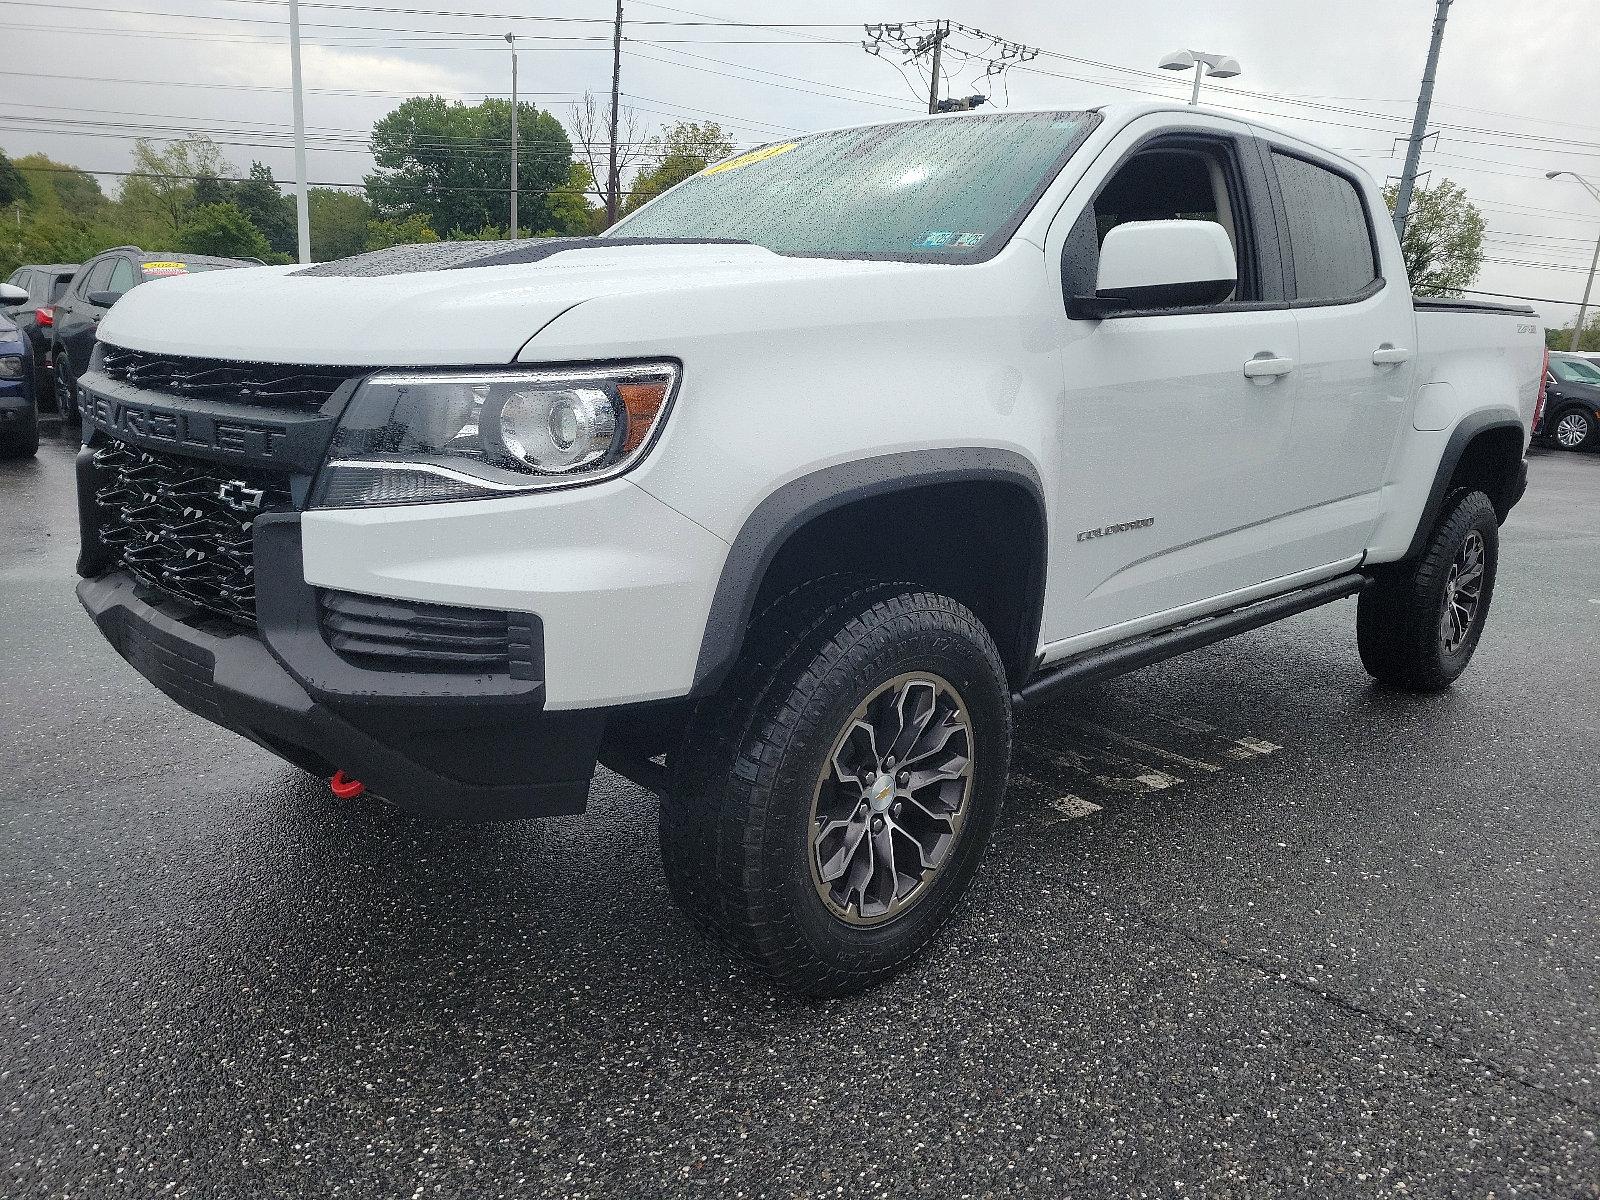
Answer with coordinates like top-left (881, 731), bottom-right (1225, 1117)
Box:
top-left (1068, 219), bottom-right (1237, 320)
top-left (87, 290), bottom-right (122, 308)
top-left (0, 283), bottom-right (26, 307)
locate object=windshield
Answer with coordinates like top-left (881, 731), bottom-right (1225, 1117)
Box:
top-left (1551, 357), bottom-right (1600, 384)
top-left (610, 111), bottom-right (1099, 262)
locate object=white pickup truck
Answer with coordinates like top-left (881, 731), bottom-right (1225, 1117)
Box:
top-left (75, 103), bottom-right (1544, 994)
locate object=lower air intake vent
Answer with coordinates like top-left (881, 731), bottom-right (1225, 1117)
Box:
top-left (319, 591), bottom-right (539, 678)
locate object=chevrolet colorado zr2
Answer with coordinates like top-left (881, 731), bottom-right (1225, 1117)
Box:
top-left (72, 104), bottom-right (1545, 995)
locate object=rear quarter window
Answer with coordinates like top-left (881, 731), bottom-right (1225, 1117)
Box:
top-left (1272, 151), bottom-right (1380, 303)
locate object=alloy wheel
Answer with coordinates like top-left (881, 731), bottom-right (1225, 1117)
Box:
top-left (1440, 530), bottom-right (1485, 655)
top-left (809, 672), bottom-right (974, 926)
top-left (1555, 411), bottom-right (1590, 449)
top-left (55, 362), bottom-right (74, 418)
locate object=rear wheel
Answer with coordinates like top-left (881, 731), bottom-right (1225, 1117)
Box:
top-left (661, 577), bottom-right (1012, 996)
top-left (1357, 489), bottom-right (1499, 692)
top-left (1551, 407), bottom-right (1593, 450)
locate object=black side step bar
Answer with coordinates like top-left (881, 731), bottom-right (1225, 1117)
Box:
top-left (1013, 573), bottom-right (1369, 708)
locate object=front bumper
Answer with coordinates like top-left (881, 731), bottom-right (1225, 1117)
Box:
top-left (77, 518), bottom-right (607, 821)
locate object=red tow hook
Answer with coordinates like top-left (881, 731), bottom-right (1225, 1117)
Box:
top-left (329, 770), bottom-right (366, 800)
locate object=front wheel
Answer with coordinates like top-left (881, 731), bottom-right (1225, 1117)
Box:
top-left (1357, 489), bottom-right (1499, 692)
top-left (662, 578), bottom-right (1012, 997)
top-left (54, 357), bottom-right (78, 422)
top-left (1550, 407), bottom-right (1593, 451)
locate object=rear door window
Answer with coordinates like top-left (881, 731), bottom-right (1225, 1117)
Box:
top-left (108, 258), bottom-right (137, 295)
top-left (1271, 151), bottom-right (1380, 303)
top-left (80, 259), bottom-right (114, 298)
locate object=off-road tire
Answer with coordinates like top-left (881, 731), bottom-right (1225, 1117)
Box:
top-left (1357, 489), bottom-right (1499, 692)
top-left (661, 576), bottom-right (1012, 997)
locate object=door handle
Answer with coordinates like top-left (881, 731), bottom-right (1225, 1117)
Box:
top-left (1243, 354), bottom-right (1294, 379)
top-left (1372, 345), bottom-right (1412, 365)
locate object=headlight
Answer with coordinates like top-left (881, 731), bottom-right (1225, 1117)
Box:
top-left (0, 356), bottom-right (22, 379)
top-left (312, 361), bottom-right (679, 508)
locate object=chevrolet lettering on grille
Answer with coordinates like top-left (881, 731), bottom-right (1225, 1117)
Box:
top-left (88, 392), bottom-right (289, 460)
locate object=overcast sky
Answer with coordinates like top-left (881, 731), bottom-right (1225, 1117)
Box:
top-left (4, 0), bottom-right (1597, 326)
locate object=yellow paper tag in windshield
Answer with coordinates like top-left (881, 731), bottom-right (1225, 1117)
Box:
top-left (141, 261), bottom-right (189, 275)
top-left (703, 142), bottom-right (797, 175)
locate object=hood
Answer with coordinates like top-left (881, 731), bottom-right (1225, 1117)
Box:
top-left (96, 241), bottom-right (929, 367)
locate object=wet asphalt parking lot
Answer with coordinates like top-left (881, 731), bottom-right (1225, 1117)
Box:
top-left (2, 427), bottom-right (1597, 1198)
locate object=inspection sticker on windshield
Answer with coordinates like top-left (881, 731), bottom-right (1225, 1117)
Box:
top-left (141, 261), bottom-right (189, 276)
top-left (703, 142), bottom-right (797, 175)
top-left (920, 231), bottom-right (984, 249)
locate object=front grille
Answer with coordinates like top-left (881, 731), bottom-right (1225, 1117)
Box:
top-left (320, 591), bottom-right (538, 678)
top-left (93, 438), bottom-right (293, 625)
top-left (100, 345), bottom-right (365, 411)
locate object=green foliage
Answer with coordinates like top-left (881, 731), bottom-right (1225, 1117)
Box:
top-left (364, 212), bottom-right (439, 251)
top-left (1382, 178), bottom-right (1485, 297)
top-left (0, 149), bottom-right (30, 207)
top-left (120, 136), bottom-right (233, 241)
top-left (176, 201), bottom-right (271, 260)
top-left (545, 162), bottom-right (600, 235)
top-left (365, 96), bottom-right (576, 238)
top-left (1547, 311), bottom-right (1600, 352)
top-left (623, 122), bottom-right (735, 216)
top-left (308, 187), bottom-right (371, 261)
top-left (14, 153), bottom-right (108, 220)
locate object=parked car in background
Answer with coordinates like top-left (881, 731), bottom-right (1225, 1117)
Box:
top-left (1542, 351), bottom-right (1600, 449)
top-left (0, 286), bottom-right (38, 458)
top-left (50, 249), bottom-right (257, 420)
top-left (4, 263), bottom-right (78, 412)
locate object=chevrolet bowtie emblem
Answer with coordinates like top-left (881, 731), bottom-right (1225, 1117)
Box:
top-left (217, 481), bottom-right (265, 512)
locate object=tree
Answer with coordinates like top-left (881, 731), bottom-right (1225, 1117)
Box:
top-left (233, 162), bottom-right (296, 258)
top-left (543, 162), bottom-right (599, 236)
top-left (1382, 177), bottom-right (1484, 297)
top-left (177, 201), bottom-right (270, 260)
top-left (308, 187), bottom-right (372, 260)
top-left (568, 92), bottom-right (645, 221)
top-left (0, 150), bottom-right (29, 208)
top-left (623, 121), bottom-right (735, 215)
top-left (13, 153), bottom-right (107, 219)
top-left (365, 96), bottom-right (574, 238)
top-left (121, 136), bottom-right (234, 240)
top-left (1547, 311), bottom-right (1600, 353)
top-left (364, 212), bottom-right (439, 251)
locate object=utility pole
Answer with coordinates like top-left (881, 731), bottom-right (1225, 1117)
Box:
top-left (606, 0), bottom-right (623, 226)
top-left (1392, 0), bottom-right (1452, 241)
top-left (288, 0), bottom-right (311, 263)
top-left (925, 20), bottom-right (947, 113)
top-left (507, 33), bottom-right (518, 238)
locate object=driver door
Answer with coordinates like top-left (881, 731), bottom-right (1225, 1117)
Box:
top-left (1040, 118), bottom-right (1334, 656)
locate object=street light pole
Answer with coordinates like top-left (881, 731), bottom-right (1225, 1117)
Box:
top-left (1157, 50), bottom-right (1242, 107)
top-left (506, 33), bottom-right (518, 239)
top-left (1547, 170), bottom-right (1600, 352)
top-left (288, 0), bottom-right (310, 263)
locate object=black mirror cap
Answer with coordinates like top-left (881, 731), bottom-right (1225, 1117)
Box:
top-left (86, 290), bottom-right (121, 308)
top-left (1069, 278), bottom-right (1236, 320)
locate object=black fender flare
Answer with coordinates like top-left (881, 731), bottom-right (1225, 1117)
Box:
top-left (1403, 407), bottom-right (1524, 561)
top-left (689, 448), bottom-right (1048, 694)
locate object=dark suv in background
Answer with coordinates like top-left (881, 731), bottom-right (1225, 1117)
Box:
top-left (50, 248), bottom-right (257, 420)
top-left (3, 263), bottom-right (78, 411)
